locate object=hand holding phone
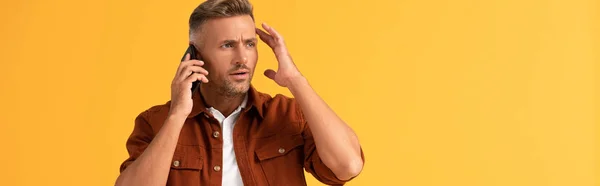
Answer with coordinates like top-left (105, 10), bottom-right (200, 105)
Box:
top-left (168, 45), bottom-right (209, 118)
top-left (181, 45), bottom-right (204, 93)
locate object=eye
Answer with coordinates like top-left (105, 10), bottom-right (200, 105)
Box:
top-left (221, 43), bottom-right (233, 48)
top-left (247, 42), bottom-right (256, 47)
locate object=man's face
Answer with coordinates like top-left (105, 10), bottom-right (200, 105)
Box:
top-left (193, 15), bottom-right (257, 97)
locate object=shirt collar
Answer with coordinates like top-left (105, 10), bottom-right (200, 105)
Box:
top-left (206, 93), bottom-right (248, 112)
top-left (187, 84), bottom-right (264, 119)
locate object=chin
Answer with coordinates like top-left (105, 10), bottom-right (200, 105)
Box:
top-left (235, 83), bottom-right (250, 93)
top-left (221, 78), bottom-right (251, 96)
top-left (226, 81), bottom-right (249, 94)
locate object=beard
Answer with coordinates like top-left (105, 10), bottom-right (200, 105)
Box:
top-left (217, 76), bottom-right (251, 98)
top-left (216, 64), bottom-right (253, 98)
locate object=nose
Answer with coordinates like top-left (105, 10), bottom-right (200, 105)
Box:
top-left (233, 47), bottom-right (248, 66)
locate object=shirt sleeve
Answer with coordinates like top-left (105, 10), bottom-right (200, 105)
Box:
top-left (299, 109), bottom-right (366, 185)
top-left (119, 110), bottom-right (155, 173)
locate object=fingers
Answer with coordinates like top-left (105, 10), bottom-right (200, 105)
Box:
top-left (184, 53), bottom-right (190, 61)
top-left (184, 72), bottom-right (209, 84)
top-left (256, 28), bottom-right (275, 47)
top-left (176, 60), bottom-right (204, 77)
top-left (179, 65), bottom-right (209, 81)
top-left (173, 59), bottom-right (209, 88)
top-left (261, 23), bottom-right (283, 42)
top-left (263, 69), bottom-right (277, 80)
top-left (256, 23), bottom-right (285, 48)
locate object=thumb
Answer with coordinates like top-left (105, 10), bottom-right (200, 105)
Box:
top-left (264, 69), bottom-right (276, 80)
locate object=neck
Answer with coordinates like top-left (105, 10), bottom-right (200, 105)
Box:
top-left (199, 84), bottom-right (246, 117)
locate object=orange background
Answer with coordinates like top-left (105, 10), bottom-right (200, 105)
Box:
top-left (0, 0), bottom-right (598, 185)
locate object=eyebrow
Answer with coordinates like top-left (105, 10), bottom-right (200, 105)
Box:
top-left (221, 38), bottom-right (257, 44)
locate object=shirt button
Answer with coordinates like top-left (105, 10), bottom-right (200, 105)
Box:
top-left (173, 160), bottom-right (180, 167)
top-left (278, 148), bottom-right (285, 154)
top-left (213, 165), bottom-right (221, 172)
top-left (213, 131), bottom-right (220, 138)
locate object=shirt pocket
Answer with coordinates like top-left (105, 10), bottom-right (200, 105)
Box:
top-left (255, 134), bottom-right (307, 186)
top-left (167, 145), bottom-right (203, 186)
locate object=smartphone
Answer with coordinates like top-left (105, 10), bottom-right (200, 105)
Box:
top-left (181, 44), bottom-right (201, 94)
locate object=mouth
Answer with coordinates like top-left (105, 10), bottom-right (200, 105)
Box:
top-left (230, 72), bottom-right (248, 75)
top-left (229, 69), bottom-right (250, 80)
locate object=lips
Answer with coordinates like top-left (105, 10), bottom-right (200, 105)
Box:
top-left (229, 69), bottom-right (250, 81)
top-left (230, 69), bottom-right (250, 75)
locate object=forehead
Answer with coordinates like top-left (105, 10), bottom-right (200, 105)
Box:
top-left (199, 15), bottom-right (255, 43)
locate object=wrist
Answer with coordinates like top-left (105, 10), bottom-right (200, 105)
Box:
top-left (167, 106), bottom-right (190, 120)
top-left (287, 75), bottom-right (308, 93)
top-left (166, 113), bottom-right (187, 127)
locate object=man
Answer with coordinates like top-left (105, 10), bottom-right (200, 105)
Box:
top-left (115, 0), bottom-right (364, 185)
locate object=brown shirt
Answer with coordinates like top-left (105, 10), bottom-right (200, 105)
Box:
top-left (119, 85), bottom-right (364, 186)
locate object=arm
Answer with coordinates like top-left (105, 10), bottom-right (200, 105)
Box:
top-left (115, 53), bottom-right (209, 186)
top-left (256, 23), bottom-right (364, 181)
top-left (115, 116), bottom-right (186, 186)
top-left (289, 77), bottom-right (363, 180)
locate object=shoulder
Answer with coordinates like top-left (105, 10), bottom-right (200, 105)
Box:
top-left (253, 91), bottom-right (306, 137)
top-left (260, 93), bottom-right (303, 122)
top-left (135, 101), bottom-right (172, 134)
